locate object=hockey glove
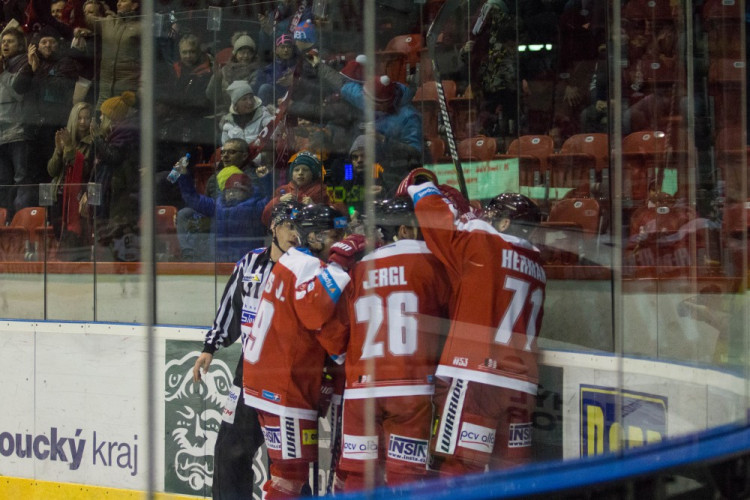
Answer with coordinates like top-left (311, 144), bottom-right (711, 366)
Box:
top-left (396, 167), bottom-right (439, 198)
top-left (438, 183), bottom-right (482, 219)
top-left (328, 233), bottom-right (367, 271)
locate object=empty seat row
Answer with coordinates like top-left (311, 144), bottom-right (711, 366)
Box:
top-left (0, 207), bottom-right (53, 261)
top-left (0, 206), bottom-right (181, 262)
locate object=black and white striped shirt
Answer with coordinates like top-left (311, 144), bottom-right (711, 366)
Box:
top-left (203, 247), bottom-right (275, 360)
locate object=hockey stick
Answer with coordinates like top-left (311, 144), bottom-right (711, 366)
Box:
top-left (426, 0), bottom-right (469, 199)
top-left (325, 396), bottom-right (343, 494)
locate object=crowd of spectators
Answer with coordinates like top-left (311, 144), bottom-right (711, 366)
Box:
top-left (0, 0), bottom-right (732, 263)
top-left (0, 0), bottom-right (435, 262)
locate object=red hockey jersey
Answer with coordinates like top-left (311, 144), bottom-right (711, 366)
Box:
top-left (323, 239), bottom-right (452, 399)
top-left (408, 183), bottom-right (546, 395)
top-left (242, 247), bottom-right (351, 420)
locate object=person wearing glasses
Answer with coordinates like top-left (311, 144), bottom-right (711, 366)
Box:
top-left (175, 138), bottom-right (271, 261)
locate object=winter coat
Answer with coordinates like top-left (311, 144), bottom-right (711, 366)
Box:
top-left (219, 106), bottom-right (274, 145)
top-left (90, 116), bottom-right (140, 224)
top-left (156, 55), bottom-right (214, 144)
top-left (261, 180), bottom-right (336, 227)
top-left (88, 11), bottom-right (140, 108)
top-left (206, 59), bottom-right (262, 114)
top-left (339, 80), bottom-right (423, 151)
top-left (177, 173), bottom-right (269, 262)
top-left (252, 55), bottom-right (297, 100)
top-left (33, 52), bottom-right (81, 129)
top-left (339, 80), bottom-right (423, 195)
top-left (0, 53), bottom-right (36, 144)
top-left (47, 134), bottom-right (94, 197)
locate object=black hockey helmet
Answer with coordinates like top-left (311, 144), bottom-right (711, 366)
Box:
top-left (374, 197), bottom-right (416, 242)
top-left (269, 200), bottom-right (303, 228)
top-left (483, 193), bottom-right (541, 236)
top-left (296, 204), bottom-right (348, 241)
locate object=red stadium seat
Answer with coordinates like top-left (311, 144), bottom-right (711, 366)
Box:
top-left (624, 197), bottom-right (718, 277)
top-left (497, 135), bottom-right (555, 189)
top-left (622, 131), bottom-right (690, 203)
top-left (457, 136), bottom-right (497, 162)
top-left (548, 133), bottom-right (609, 191)
top-left (376, 34), bottom-right (423, 84)
top-left (32, 226), bottom-right (58, 261)
top-left (413, 80), bottom-right (457, 138)
top-left (0, 207), bottom-right (48, 261)
top-left (623, 0), bottom-right (680, 23)
top-left (533, 198), bottom-right (603, 265)
top-left (448, 94), bottom-right (477, 141)
top-left (155, 205), bottom-right (181, 261)
top-left (193, 147), bottom-right (220, 195)
top-left (714, 128), bottom-right (749, 201)
top-left (722, 200), bottom-right (749, 276)
top-left (702, 0), bottom-right (743, 59)
top-left (425, 136), bottom-right (446, 163)
top-left (708, 59), bottom-right (745, 128)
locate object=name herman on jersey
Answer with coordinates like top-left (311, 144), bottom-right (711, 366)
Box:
top-left (502, 249), bottom-right (546, 283)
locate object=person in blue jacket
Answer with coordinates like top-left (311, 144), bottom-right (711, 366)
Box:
top-left (311, 51), bottom-right (424, 196)
top-left (177, 170), bottom-right (269, 262)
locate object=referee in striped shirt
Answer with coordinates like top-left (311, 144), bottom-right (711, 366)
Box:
top-left (193, 202), bottom-right (302, 500)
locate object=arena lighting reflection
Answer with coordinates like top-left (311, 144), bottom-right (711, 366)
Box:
top-left (517, 44), bottom-right (554, 51)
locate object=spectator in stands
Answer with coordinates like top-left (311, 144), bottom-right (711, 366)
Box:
top-left (0, 27), bottom-right (39, 214)
top-left (220, 79), bottom-right (274, 145)
top-left (156, 33), bottom-right (213, 157)
top-left (206, 32), bottom-right (262, 116)
top-left (323, 55), bottom-right (367, 154)
top-left (292, 17), bottom-right (316, 55)
top-left (552, 53), bottom-right (595, 139)
top-left (85, 0), bottom-right (140, 109)
top-left (285, 54), bottom-right (367, 169)
top-left (324, 134), bottom-right (384, 217)
top-left (176, 138), bottom-right (272, 261)
top-left (313, 52), bottom-right (423, 195)
top-left (255, 0), bottom-right (311, 62)
top-left (458, 0), bottom-right (523, 138)
top-left (47, 101), bottom-right (94, 260)
top-left (26, 0), bottom-right (75, 40)
top-left (68, 0), bottom-right (106, 88)
top-left (3, 3), bottom-right (27, 30)
top-left (254, 33), bottom-right (298, 107)
top-left (50, 0), bottom-right (66, 22)
top-left (175, 168), bottom-right (269, 262)
top-left (580, 43), bottom-right (609, 133)
top-left (85, 90), bottom-right (141, 261)
top-left (261, 150), bottom-right (334, 226)
top-left (29, 25), bottom-right (82, 166)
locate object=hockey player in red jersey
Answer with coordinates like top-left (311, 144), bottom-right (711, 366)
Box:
top-left (241, 204), bottom-right (366, 498)
top-left (400, 169), bottom-right (546, 475)
top-left (322, 197), bottom-right (452, 491)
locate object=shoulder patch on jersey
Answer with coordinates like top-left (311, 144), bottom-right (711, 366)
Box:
top-left (317, 268), bottom-right (343, 303)
top-left (243, 272), bottom-right (264, 283)
top-left (410, 184), bottom-right (442, 204)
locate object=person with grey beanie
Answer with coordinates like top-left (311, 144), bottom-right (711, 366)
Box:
top-left (206, 32), bottom-right (262, 115)
top-left (219, 80), bottom-right (274, 146)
